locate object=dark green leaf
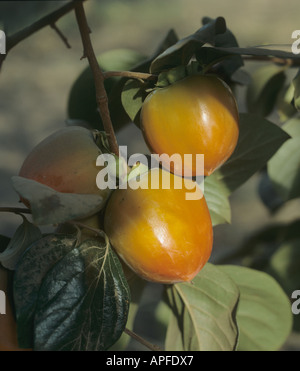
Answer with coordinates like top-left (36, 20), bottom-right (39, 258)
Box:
top-left (220, 265), bottom-right (293, 351)
top-left (67, 48), bottom-right (146, 131)
top-left (11, 176), bottom-right (105, 225)
top-left (165, 263), bottom-right (239, 351)
top-left (258, 170), bottom-right (284, 213)
top-left (150, 17), bottom-right (227, 74)
top-left (246, 65), bottom-right (286, 117)
top-left (33, 238), bottom-right (130, 351)
top-left (121, 79), bottom-right (147, 126)
top-left (267, 117), bottom-right (300, 201)
top-left (214, 113), bottom-right (290, 194)
top-left (0, 216), bottom-right (42, 270)
top-left (198, 17), bottom-right (243, 77)
top-left (13, 234), bottom-right (78, 348)
top-left (292, 69), bottom-right (300, 111)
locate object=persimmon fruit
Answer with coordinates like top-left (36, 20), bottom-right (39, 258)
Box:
top-left (141, 74), bottom-right (239, 176)
top-left (18, 126), bottom-right (111, 207)
top-left (104, 168), bottom-right (213, 283)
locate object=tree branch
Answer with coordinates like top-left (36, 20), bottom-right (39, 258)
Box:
top-left (6, 1), bottom-right (81, 52)
top-left (0, 1), bottom-right (83, 70)
top-left (74, 1), bottom-right (119, 156)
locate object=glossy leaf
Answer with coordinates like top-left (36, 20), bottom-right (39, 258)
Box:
top-left (197, 17), bottom-right (243, 77)
top-left (220, 265), bottom-right (293, 351)
top-left (0, 216), bottom-right (42, 270)
top-left (267, 117), bottom-right (300, 201)
top-left (214, 113), bottom-right (290, 194)
top-left (33, 238), bottom-right (130, 351)
top-left (165, 263), bottom-right (239, 351)
top-left (150, 17), bottom-right (227, 73)
top-left (12, 176), bottom-right (105, 225)
top-left (13, 233), bottom-right (78, 348)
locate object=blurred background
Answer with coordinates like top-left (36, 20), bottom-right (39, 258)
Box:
top-left (0, 0), bottom-right (300, 350)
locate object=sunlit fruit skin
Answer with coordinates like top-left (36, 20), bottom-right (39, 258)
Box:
top-left (18, 126), bottom-right (111, 205)
top-left (104, 168), bottom-right (213, 284)
top-left (141, 74), bottom-right (239, 176)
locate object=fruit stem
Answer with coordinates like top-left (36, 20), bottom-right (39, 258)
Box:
top-left (74, 1), bottom-right (120, 156)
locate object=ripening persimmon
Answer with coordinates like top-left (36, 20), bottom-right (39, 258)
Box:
top-left (18, 126), bottom-right (111, 207)
top-left (141, 74), bottom-right (239, 177)
top-left (104, 168), bottom-right (213, 284)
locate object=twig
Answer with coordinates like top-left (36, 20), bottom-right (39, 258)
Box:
top-left (124, 328), bottom-right (162, 351)
top-left (103, 70), bottom-right (157, 82)
top-left (74, 1), bottom-right (119, 156)
top-left (50, 23), bottom-right (71, 49)
top-left (0, 0), bottom-right (83, 69)
top-left (0, 207), bottom-right (31, 215)
top-left (6, 1), bottom-right (81, 53)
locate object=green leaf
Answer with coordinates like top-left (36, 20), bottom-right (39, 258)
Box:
top-left (214, 113), bottom-right (291, 194)
top-left (267, 117), bottom-right (300, 201)
top-left (150, 17), bottom-right (227, 74)
top-left (197, 17), bottom-right (243, 77)
top-left (13, 234), bottom-right (78, 348)
top-left (277, 83), bottom-right (298, 122)
top-left (292, 69), bottom-right (300, 111)
top-left (11, 176), bottom-right (105, 225)
top-left (246, 65), bottom-right (286, 117)
top-left (33, 238), bottom-right (130, 351)
top-left (203, 173), bottom-right (231, 226)
top-left (121, 79), bottom-right (147, 126)
top-left (165, 263), bottom-right (240, 351)
top-left (219, 265), bottom-right (293, 351)
top-left (67, 48), bottom-right (146, 131)
top-left (0, 216), bottom-right (42, 270)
